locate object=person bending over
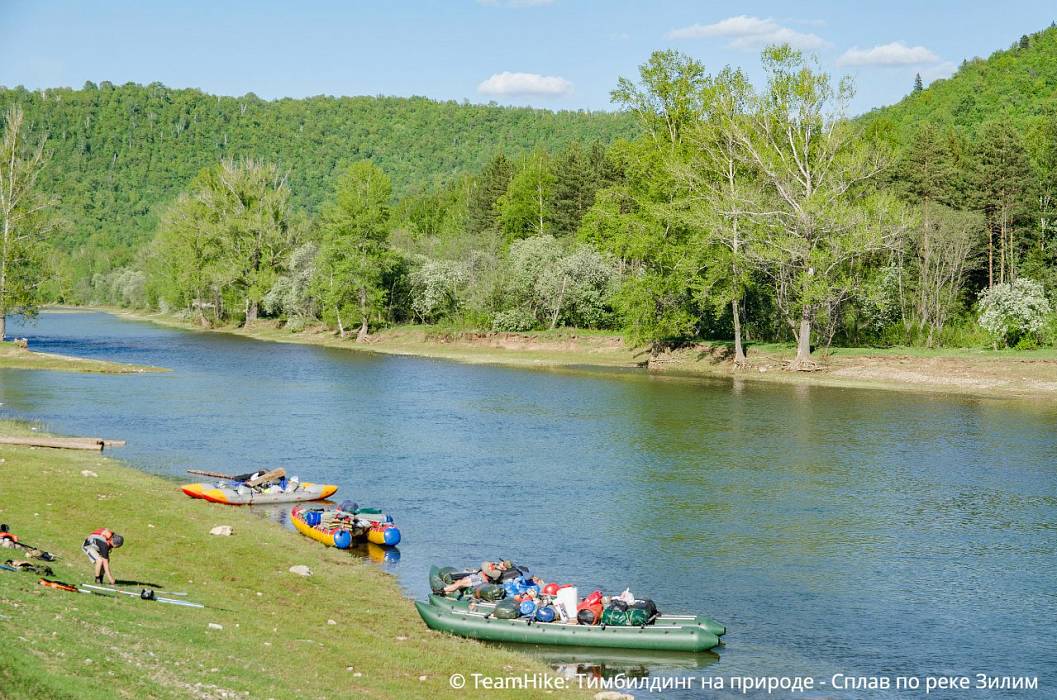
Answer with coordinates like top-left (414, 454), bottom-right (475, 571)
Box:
top-left (83, 528), bottom-right (123, 584)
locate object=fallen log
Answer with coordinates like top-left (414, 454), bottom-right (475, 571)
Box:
top-left (0, 436), bottom-right (125, 451)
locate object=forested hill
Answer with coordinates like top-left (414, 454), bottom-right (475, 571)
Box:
top-left (864, 24), bottom-right (1057, 138)
top-left (0, 82), bottom-right (636, 264)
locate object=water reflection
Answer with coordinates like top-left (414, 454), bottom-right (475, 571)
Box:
top-left (244, 500), bottom-right (401, 567)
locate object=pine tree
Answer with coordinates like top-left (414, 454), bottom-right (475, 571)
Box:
top-left (466, 153), bottom-right (513, 240)
top-left (900, 124), bottom-right (959, 205)
top-left (549, 142), bottom-right (607, 238)
top-left (973, 121), bottom-right (1033, 286)
top-left (913, 73), bottom-right (924, 93)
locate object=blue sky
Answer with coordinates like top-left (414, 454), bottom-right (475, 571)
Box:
top-left (1, 1), bottom-right (1054, 114)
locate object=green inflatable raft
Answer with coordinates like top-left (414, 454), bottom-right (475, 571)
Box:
top-left (429, 593), bottom-right (727, 639)
top-left (417, 594), bottom-right (723, 653)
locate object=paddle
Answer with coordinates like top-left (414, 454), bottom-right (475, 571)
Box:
top-left (9, 540), bottom-right (57, 561)
top-left (81, 583), bottom-right (203, 608)
top-left (186, 469), bottom-right (238, 480)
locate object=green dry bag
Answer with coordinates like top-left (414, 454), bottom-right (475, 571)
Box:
top-left (473, 583), bottom-right (506, 601)
top-left (601, 605), bottom-right (650, 626)
top-left (492, 599), bottom-right (519, 619)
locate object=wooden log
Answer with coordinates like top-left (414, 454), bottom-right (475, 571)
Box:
top-left (0, 436), bottom-right (109, 451)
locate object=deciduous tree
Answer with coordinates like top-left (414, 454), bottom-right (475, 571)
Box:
top-left (0, 105), bottom-right (58, 340)
top-left (312, 161), bottom-right (392, 341)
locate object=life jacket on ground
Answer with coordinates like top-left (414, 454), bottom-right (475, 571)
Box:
top-left (0, 532), bottom-right (18, 543)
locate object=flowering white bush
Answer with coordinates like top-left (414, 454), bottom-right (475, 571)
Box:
top-left (507, 235), bottom-right (617, 328)
top-left (977, 278), bottom-right (1051, 347)
top-left (491, 308), bottom-right (538, 332)
top-left (408, 258), bottom-right (469, 323)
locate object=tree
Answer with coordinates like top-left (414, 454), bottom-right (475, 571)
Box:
top-left (586, 50), bottom-right (707, 353)
top-left (973, 121), bottom-right (1032, 287)
top-left (904, 205), bottom-right (982, 345)
top-left (148, 158), bottom-right (294, 324)
top-left (467, 153), bottom-right (513, 242)
top-left (1023, 115), bottom-right (1057, 288)
top-left (727, 46), bottom-right (901, 367)
top-left (892, 124), bottom-right (981, 345)
top-left (673, 67), bottom-right (758, 365)
top-left (913, 73), bottom-right (924, 94)
top-left (549, 142), bottom-right (611, 238)
top-left (0, 105), bottom-right (58, 340)
top-left (312, 161), bottom-right (392, 341)
top-left (497, 149), bottom-right (555, 242)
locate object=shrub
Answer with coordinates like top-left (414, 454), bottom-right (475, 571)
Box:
top-left (491, 308), bottom-right (538, 332)
top-left (977, 278), bottom-right (1051, 347)
top-left (409, 258), bottom-right (469, 323)
top-left (284, 317), bottom-right (307, 333)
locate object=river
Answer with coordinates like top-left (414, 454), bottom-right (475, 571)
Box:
top-left (2, 311), bottom-right (1054, 698)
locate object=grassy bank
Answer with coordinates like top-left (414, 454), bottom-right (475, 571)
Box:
top-left (92, 307), bottom-right (1057, 400)
top-left (0, 340), bottom-right (165, 374)
top-left (0, 421), bottom-right (583, 699)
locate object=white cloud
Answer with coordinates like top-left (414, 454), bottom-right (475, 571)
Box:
top-left (667, 15), bottom-right (829, 50)
top-left (477, 72), bottom-right (573, 97)
top-left (836, 41), bottom-right (940, 67)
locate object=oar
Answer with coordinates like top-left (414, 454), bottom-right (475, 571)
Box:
top-left (81, 583), bottom-right (204, 608)
top-left (186, 469), bottom-right (238, 480)
top-left (13, 541), bottom-right (56, 561)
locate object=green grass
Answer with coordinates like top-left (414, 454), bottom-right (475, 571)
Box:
top-left (0, 421), bottom-right (585, 699)
top-left (0, 341), bottom-right (166, 374)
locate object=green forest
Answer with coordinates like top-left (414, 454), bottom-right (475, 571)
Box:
top-left (3, 25), bottom-right (1057, 361)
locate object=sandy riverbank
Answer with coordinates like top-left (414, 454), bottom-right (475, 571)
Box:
top-left (0, 339), bottom-right (166, 374)
top-left (90, 307), bottom-right (1057, 399)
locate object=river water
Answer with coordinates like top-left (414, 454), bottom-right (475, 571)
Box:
top-left (2, 311), bottom-right (1054, 698)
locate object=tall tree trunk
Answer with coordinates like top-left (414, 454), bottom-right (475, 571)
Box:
top-left (1008, 218), bottom-right (1015, 281)
top-left (549, 277), bottom-right (567, 330)
top-left (336, 306), bottom-right (346, 339)
top-left (245, 298), bottom-right (258, 324)
top-left (356, 286), bottom-right (369, 342)
top-left (988, 223), bottom-right (994, 289)
top-left (731, 299), bottom-right (745, 367)
top-left (537, 182), bottom-right (545, 236)
top-left (999, 215), bottom-right (1006, 284)
top-left (795, 306), bottom-right (812, 365)
top-left (1, 217), bottom-right (9, 342)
